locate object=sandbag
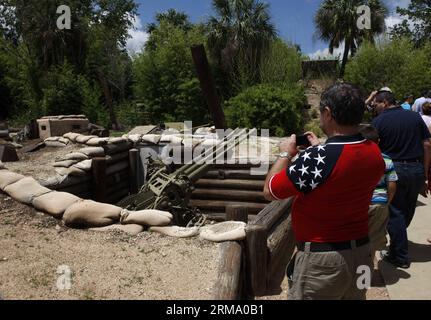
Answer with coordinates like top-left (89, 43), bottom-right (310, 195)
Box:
top-left (126, 134), bottom-right (142, 143)
top-left (45, 141), bottom-right (67, 148)
top-left (44, 137), bottom-right (61, 142)
top-left (63, 200), bottom-right (122, 228)
top-left (86, 138), bottom-right (109, 146)
top-left (0, 170), bottom-right (25, 190)
top-left (90, 224), bottom-right (144, 236)
top-left (73, 159), bottom-right (92, 171)
top-left (199, 221), bottom-right (247, 242)
top-left (63, 132), bottom-right (80, 142)
top-left (160, 135), bottom-right (183, 145)
top-left (58, 137), bottom-right (70, 145)
top-left (4, 177), bottom-right (51, 204)
top-left (53, 160), bottom-right (79, 168)
top-left (149, 226), bottom-right (200, 238)
top-left (33, 191), bottom-right (81, 219)
top-left (75, 135), bottom-right (97, 144)
top-left (141, 134), bottom-right (161, 145)
top-left (80, 147), bottom-right (105, 157)
top-left (63, 152), bottom-right (89, 161)
top-left (120, 209), bottom-right (173, 227)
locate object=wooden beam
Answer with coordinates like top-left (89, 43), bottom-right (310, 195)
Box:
top-left (226, 206), bottom-right (249, 223)
top-left (245, 225), bottom-right (268, 297)
top-left (213, 242), bottom-right (242, 300)
top-left (251, 198), bottom-right (293, 230)
top-left (204, 170), bottom-right (266, 181)
top-left (195, 179), bottom-right (265, 191)
top-left (266, 213), bottom-right (296, 295)
top-left (190, 199), bottom-right (266, 215)
top-left (192, 188), bottom-right (268, 203)
top-left (129, 149), bottom-right (139, 194)
top-left (191, 44), bottom-right (226, 129)
top-left (92, 157), bottom-right (107, 202)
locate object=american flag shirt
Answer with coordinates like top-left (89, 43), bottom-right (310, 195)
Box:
top-left (269, 134), bottom-right (385, 243)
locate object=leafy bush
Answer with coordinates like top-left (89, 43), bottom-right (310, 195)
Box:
top-left (224, 84), bottom-right (306, 137)
top-left (345, 39), bottom-right (431, 100)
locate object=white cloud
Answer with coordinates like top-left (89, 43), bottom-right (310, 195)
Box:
top-left (126, 16), bottom-right (149, 56)
top-left (308, 44), bottom-right (345, 60)
top-left (385, 15), bottom-right (403, 29)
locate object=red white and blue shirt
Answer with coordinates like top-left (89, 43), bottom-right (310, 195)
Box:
top-left (269, 134), bottom-right (385, 243)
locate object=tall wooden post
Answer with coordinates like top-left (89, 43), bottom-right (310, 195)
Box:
top-left (191, 44), bottom-right (227, 129)
top-left (129, 149), bottom-right (139, 194)
top-left (92, 157), bottom-right (107, 202)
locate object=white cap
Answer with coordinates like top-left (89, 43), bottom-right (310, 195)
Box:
top-left (379, 87), bottom-right (393, 93)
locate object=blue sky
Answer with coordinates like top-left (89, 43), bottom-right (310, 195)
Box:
top-left (127, 0), bottom-right (411, 57)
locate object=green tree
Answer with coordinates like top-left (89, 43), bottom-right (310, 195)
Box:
top-left (314, 0), bottom-right (387, 76)
top-left (206, 0), bottom-right (277, 94)
top-left (260, 40), bottom-right (302, 86)
top-left (133, 22), bottom-right (210, 124)
top-left (345, 39), bottom-right (431, 100)
top-left (390, 0), bottom-right (431, 47)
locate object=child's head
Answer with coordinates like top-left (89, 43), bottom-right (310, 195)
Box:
top-left (423, 102), bottom-right (431, 116)
top-left (360, 125), bottom-right (380, 144)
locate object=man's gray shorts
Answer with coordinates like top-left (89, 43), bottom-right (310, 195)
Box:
top-left (287, 242), bottom-right (373, 300)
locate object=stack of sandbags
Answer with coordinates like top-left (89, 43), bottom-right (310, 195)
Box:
top-left (44, 137), bottom-right (70, 148)
top-left (32, 191), bottom-right (81, 219)
top-left (3, 177), bottom-right (51, 205)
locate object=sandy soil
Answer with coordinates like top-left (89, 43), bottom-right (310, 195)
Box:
top-left (0, 194), bottom-right (220, 300)
top-left (6, 143), bottom-right (84, 181)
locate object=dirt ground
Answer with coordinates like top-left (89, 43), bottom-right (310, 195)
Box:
top-left (0, 193), bottom-right (220, 300)
top-left (6, 143), bottom-right (84, 181)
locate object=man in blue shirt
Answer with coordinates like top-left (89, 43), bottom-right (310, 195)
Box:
top-left (372, 91), bottom-right (431, 268)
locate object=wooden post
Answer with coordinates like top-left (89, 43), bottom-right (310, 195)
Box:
top-left (213, 242), bottom-right (242, 300)
top-left (129, 149), bottom-right (139, 194)
top-left (245, 225), bottom-right (268, 297)
top-left (92, 157), bottom-right (107, 202)
top-left (191, 44), bottom-right (227, 129)
top-left (226, 206), bottom-right (249, 223)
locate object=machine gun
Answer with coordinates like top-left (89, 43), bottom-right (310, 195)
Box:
top-left (117, 128), bottom-right (256, 227)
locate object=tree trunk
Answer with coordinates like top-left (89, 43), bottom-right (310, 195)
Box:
top-left (97, 72), bottom-right (118, 130)
top-left (340, 38), bottom-right (351, 78)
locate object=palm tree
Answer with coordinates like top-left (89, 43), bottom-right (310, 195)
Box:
top-left (207, 0), bottom-right (276, 88)
top-left (314, 0), bottom-right (387, 76)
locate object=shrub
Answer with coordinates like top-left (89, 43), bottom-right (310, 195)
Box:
top-left (345, 39), bottom-right (431, 101)
top-left (224, 84), bottom-right (306, 137)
